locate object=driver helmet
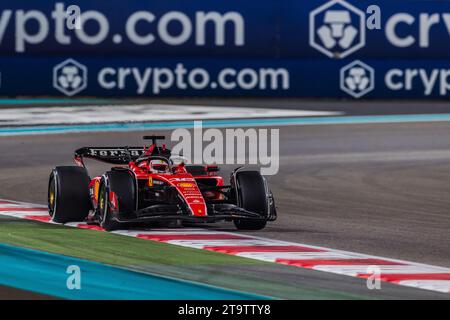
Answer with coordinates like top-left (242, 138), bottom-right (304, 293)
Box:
top-left (149, 159), bottom-right (169, 173)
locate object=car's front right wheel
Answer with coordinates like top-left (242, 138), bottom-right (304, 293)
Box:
top-left (98, 169), bottom-right (136, 231)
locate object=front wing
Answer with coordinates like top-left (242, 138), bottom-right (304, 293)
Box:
top-left (112, 202), bottom-right (271, 224)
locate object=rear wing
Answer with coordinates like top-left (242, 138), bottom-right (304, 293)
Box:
top-left (74, 147), bottom-right (146, 166)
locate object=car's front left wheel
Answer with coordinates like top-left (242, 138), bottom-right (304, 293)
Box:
top-left (233, 170), bottom-right (269, 230)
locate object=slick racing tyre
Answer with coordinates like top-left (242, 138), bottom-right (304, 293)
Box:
top-left (99, 169), bottom-right (136, 231)
top-left (48, 166), bottom-right (91, 223)
top-left (233, 171), bottom-right (269, 230)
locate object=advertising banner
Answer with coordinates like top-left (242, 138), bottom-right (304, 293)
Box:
top-left (0, 0), bottom-right (449, 98)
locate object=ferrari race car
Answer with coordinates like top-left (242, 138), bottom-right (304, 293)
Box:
top-left (48, 136), bottom-right (277, 231)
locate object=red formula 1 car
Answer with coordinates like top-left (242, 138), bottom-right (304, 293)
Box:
top-left (48, 136), bottom-right (276, 231)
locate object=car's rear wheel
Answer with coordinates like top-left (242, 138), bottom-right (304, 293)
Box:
top-left (233, 171), bottom-right (269, 230)
top-left (48, 166), bottom-right (91, 223)
top-left (99, 170), bottom-right (136, 231)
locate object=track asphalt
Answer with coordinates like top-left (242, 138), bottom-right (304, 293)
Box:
top-left (0, 99), bottom-right (449, 299)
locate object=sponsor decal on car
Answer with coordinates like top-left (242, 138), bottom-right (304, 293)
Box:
top-left (87, 148), bottom-right (145, 157)
top-left (178, 182), bottom-right (195, 188)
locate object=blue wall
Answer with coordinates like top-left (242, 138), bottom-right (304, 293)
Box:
top-left (0, 0), bottom-right (449, 98)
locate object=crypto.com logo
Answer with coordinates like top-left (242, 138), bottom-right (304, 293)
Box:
top-left (340, 60), bottom-right (374, 98)
top-left (310, 0), bottom-right (365, 59)
top-left (53, 58), bottom-right (87, 96)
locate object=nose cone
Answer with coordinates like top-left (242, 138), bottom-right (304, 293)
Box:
top-left (171, 178), bottom-right (207, 217)
top-left (190, 203), bottom-right (207, 217)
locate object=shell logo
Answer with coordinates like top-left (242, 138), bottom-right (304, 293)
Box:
top-left (178, 182), bottom-right (194, 188)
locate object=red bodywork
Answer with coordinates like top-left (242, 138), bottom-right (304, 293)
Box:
top-left (84, 143), bottom-right (224, 219)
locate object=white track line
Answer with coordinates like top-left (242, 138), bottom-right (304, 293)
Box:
top-left (0, 105), bottom-right (341, 126)
top-left (0, 199), bottom-right (449, 295)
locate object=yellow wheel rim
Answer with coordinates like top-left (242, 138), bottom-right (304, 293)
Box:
top-left (99, 190), bottom-right (104, 211)
top-left (49, 178), bottom-right (56, 210)
top-left (49, 191), bottom-right (55, 207)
